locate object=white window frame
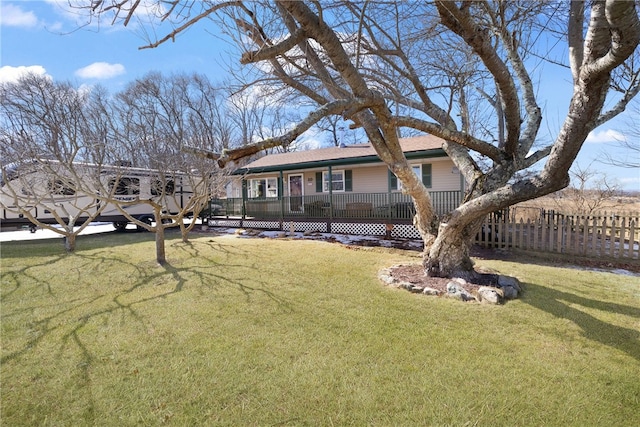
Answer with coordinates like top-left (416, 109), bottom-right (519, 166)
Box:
top-left (322, 170), bottom-right (345, 192)
top-left (248, 178), bottom-right (278, 199)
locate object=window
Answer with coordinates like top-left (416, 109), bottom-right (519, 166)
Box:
top-left (48, 179), bottom-right (75, 196)
top-left (151, 179), bottom-right (175, 196)
top-left (316, 170), bottom-right (352, 193)
top-left (323, 170), bottom-right (345, 192)
top-left (389, 164), bottom-right (432, 190)
top-left (248, 178), bottom-right (278, 198)
top-left (109, 177), bottom-right (140, 196)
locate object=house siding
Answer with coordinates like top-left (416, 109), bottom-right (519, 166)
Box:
top-left (428, 158), bottom-right (461, 192)
top-left (226, 157), bottom-right (463, 198)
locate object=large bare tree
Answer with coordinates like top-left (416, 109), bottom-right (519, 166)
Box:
top-left (82, 1), bottom-right (640, 280)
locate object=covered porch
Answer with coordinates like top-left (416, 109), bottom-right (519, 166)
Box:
top-left (206, 190), bottom-right (462, 223)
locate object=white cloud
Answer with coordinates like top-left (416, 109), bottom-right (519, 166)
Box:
top-left (75, 62), bottom-right (126, 79)
top-left (585, 129), bottom-right (626, 144)
top-left (0, 4), bottom-right (39, 28)
top-left (0, 65), bottom-right (49, 83)
top-left (620, 175), bottom-right (640, 186)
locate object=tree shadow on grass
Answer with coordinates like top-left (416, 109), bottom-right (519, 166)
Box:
top-left (522, 282), bottom-right (640, 361)
top-left (1, 238), bottom-right (294, 408)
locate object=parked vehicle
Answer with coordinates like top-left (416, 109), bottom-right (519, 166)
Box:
top-left (0, 160), bottom-right (197, 232)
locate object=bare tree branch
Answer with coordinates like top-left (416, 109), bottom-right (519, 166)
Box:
top-left (240, 28), bottom-right (306, 64)
top-left (392, 115), bottom-right (503, 162)
top-left (184, 97), bottom-right (382, 167)
top-left (140, 2), bottom-right (242, 50)
top-left (436, 1), bottom-right (521, 155)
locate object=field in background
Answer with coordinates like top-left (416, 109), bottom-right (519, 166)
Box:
top-left (515, 194), bottom-right (640, 215)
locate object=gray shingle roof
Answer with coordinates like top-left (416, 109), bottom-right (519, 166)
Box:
top-left (242, 135), bottom-right (444, 170)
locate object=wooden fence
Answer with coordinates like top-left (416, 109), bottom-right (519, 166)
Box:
top-left (476, 210), bottom-right (639, 260)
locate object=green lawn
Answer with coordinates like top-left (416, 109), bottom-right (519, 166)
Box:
top-left (1, 232), bottom-right (639, 426)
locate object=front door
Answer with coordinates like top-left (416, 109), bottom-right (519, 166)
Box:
top-left (288, 174), bottom-right (303, 212)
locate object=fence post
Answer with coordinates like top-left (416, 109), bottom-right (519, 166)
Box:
top-left (609, 218), bottom-right (617, 258)
top-left (630, 220), bottom-right (637, 259)
top-left (599, 216), bottom-right (607, 256)
top-left (517, 218), bottom-right (524, 249)
top-left (572, 216), bottom-right (580, 254)
top-left (584, 216), bottom-right (592, 256)
top-left (541, 214), bottom-right (548, 252)
top-left (556, 218), bottom-right (564, 253)
top-left (617, 218), bottom-right (631, 258)
top-left (564, 216), bottom-right (574, 253)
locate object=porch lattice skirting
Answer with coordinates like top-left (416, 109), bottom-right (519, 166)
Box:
top-left (207, 218), bottom-right (422, 240)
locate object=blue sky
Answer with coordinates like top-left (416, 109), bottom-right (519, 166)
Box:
top-left (1, 0), bottom-right (638, 191)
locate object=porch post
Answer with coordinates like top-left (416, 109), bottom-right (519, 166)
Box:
top-left (241, 178), bottom-right (247, 225)
top-left (322, 165), bottom-right (333, 233)
top-left (387, 170), bottom-right (393, 219)
top-left (279, 170), bottom-right (285, 229)
top-left (328, 166), bottom-right (333, 231)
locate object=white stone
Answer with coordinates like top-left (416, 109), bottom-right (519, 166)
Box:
top-left (477, 286), bottom-right (503, 304)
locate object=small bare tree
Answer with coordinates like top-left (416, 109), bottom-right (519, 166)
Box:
top-left (0, 73), bottom-right (111, 252)
top-left (107, 72), bottom-right (229, 263)
top-left (549, 163), bottom-right (622, 214)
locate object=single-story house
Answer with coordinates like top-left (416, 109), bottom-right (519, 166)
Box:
top-left (219, 135), bottom-right (465, 225)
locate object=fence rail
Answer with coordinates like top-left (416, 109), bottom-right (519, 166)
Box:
top-left (476, 210), bottom-right (639, 260)
top-left (209, 191), bottom-right (462, 222)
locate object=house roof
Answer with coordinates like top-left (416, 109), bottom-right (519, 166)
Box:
top-left (234, 134), bottom-right (446, 174)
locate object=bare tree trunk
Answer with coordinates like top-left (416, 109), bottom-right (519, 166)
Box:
top-left (156, 228), bottom-right (166, 265)
top-left (64, 233), bottom-right (77, 253)
top-left (179, 218), bottom-right (190, 243)
top-left (424, 218), bottom-right (483, 280)
top-left (153, 208), bottom-right (166, 265)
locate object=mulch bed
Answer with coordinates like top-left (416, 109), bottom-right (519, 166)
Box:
top-left (385, 262), bottom-right (502, 293)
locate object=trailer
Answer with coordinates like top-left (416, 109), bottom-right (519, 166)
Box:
top-left (0, 160), bottom-right (199, 232)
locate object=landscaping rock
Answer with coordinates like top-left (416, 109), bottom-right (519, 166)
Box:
top-left (500, 284), bottom-right (519, 300)
top-left (498, 275), bottom-right (522, 292)
top-left (476, 286), bottom-right (504, 304)
top-left (422, 287), bottom-right (442, 296)
top-left (446, 279), bottom-right (475, 301)
top-left (497, 275), bottom-right (521, 299)
top-left (400, 283), bottom-right (414, 292)
top-left (378, 269), bottom-right (395, 286)
top-left (379, 265), bottom-right (518, 304)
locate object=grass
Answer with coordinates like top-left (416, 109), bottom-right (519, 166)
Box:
top-left (1, 231), bottom-right (639, 426)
